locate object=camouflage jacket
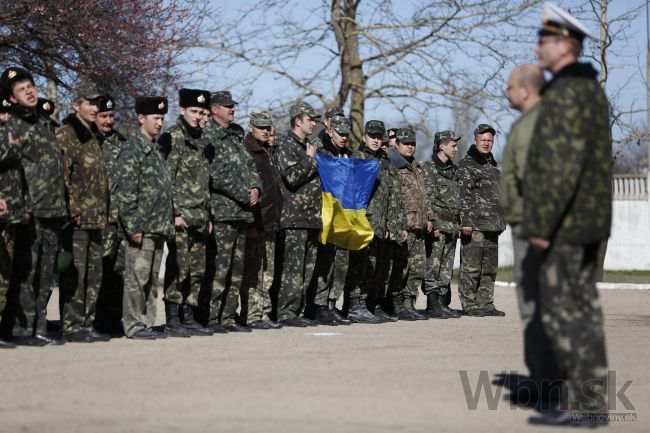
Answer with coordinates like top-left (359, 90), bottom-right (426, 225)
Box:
top-left (457, 145), bottom-right (505, 233)
top-left (98, 129), bottom-right (127, 222)
top-left (56, 114), bottom-right (108, 229)
top-left (387, 147), bottom-right (433, 232)
top-left (8, 106), bottom-right (66, 219)
top-left (359, 146), bottom-right (405, 241)
top-left (243, 133), bottom-right (283, 233)
top-left (116, 130), bottom-right (174, 238)
top-left (0, 120), bottom-right (25, 224)
top-left (422, 154), bottom-right (460, 235)
top-left (273, 131), bottom-right (322, 230)
top-left (159, 117), bottom-right (211, 231)
top-left (499, 103), bottom-right (541, 237)
top-left (522, 63), bottom-right (611, 244)
top-left (204, 120), bottom-right (261, 224)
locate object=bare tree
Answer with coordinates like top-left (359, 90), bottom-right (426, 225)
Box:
top-left (196, 0), bottom-right (542, 144)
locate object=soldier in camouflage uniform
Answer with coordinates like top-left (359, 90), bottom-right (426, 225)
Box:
top-left (387, 128), bottom-right (432, 321)
top-left (353, 120), bottom-right (405, 323)
top-left (160, 88), bottom-right (213, 337)
top-left (310, 106), bottom-right (343, 150)
top-left (56, 82), bottom-right (110, 342)
top-left (204, 91), bottom-right (261, 332)
top-left (310, 115), bottom-right (358, 325)
top-left (525, 5), bottom-right (610, 426)
top-left (0, 94), bottom-right (22, 348)
top-left (242, 110), bottom-right (284, 330)
top-left (1, 67), bottom-right (67, 346)
top-left (457, 124), bottom-right (506, 317)
top-left (94, 95), bottom-right (127, 334)
top-left (116, 96), bottom-right (174, 339)
top-left (421, 130), bottom-right (462, 319)
top-left (273, 102), bottom-right (322, 327)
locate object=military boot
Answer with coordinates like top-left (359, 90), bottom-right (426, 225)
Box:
top-left (394, 294), bottom-right (417, 321)
top-left (314, 304), bottom-right (339, 326)
top-left (164, 302), bottom-right (191, 337)
top-left (426, 293), bottom-right (449, 319)
top-left (328, 300), bottom-right (352, 325)
top-left (438, 294), bottom-right (461, 318)
top-left (347, 298), bottom-right (383, 324)
top-left (405, 296), bottom-right (429, 320)
top-left (181, 304), bottom-right (213, 336)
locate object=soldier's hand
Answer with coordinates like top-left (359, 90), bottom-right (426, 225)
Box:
top-left (528, 237), bottom-right (550, 252)
top-left (8, 132), bottom-right (22, 148)
top-left (0, 198), bottom-right (6, 216)
top-left (306, 143), bottom-right (317, 157)
top-left (72, 215), bottom-right (82, 226)
top-left (208, 221), bottom-right (213, 235)
top-left (249, 188), bottom-right (259, 206)
top-left (22, 212), bottom-right (31, 225)
top-left (426, 220), bottom-right (433, 233)
top-left (130, 232), bottom-right (143, 245)
top-left (401, 230), bottom-right (408, 242)
top-left (433, 229), bottom-right (440, 239)
top-left (461, 226), bottom-right (473, 236)
top-left (175, 216), bottom-right (188, 230)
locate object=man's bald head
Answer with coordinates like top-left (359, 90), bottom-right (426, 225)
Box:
top-left (507, 64), bottom-right (545, 112)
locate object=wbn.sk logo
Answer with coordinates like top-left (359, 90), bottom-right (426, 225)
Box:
top-left (459, 370), bottom-right (635, 413)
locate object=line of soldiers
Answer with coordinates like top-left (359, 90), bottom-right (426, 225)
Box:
top-left (0, 64), bottom-right (508, 348)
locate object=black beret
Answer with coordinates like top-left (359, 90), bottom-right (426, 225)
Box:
top-left (98, 96), bottom-right (116, 113)
top-left (0, 67), bottom-right (34, 94)
top-left (179, 88), bottom-right (210, 110)
top-left (135, 96), bottom-right (168, 115)
top-left (38, 98), bottom-right (55, 116)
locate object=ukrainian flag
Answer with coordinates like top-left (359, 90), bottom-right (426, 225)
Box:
top-left (315, 153), bottom-right (379, 250)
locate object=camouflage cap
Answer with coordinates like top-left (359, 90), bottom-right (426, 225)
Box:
top-left (474, 123), bottom-right (496, 136)
top-left (72, 81), bottom-right (104, 102)
top-left (396, 128), bottom-right (416, 144)
top-left (0, 67), bottom-right (34, 93)
top-left (434, 130), bottom-right (461, 147)
top-left (289, 101), bottom-right (320, 119)
top-left (323, 106), bottom-right (344, 119)
top-left (365, 120), bottom-right (385, 135)
top-left (330, 115), bottom-right (351, 134)
top-left (38, 98), bottom-right (55, 116)
top-left (250, 110), bottom-right (273, 127)
top-left (210, 90), bottom-right (238, 106)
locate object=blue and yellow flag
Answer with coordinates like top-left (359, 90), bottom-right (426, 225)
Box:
top-left (315, 153), bottom-right (379, 250)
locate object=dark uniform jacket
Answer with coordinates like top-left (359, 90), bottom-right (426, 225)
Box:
top-left (359, 146), bottom-right (405, 241)
top-left (457, 145), bottom-right (505, 233)
top-left (8, 106), bottom-right (66, 219)
top-left (388, 147), bottom-right (433, 232)
top-left (204, 120), bottom-right (261, 224)
top-left (116, 130), bottom-right (174, 238)
top-left (0, 120), bottom-right (25, 224)
top-left (422, 154), bottom-right (460, 235)
top-left (243, 133), bottom-right (283, 233)
top-left (522, 63), bottom-right (612, 244)
top-left (273, 131), bottom-right (322, 230)
top-left (160, 117), bottom-right (211, 231)
top-left (56, 114), bottom-right (108, 229)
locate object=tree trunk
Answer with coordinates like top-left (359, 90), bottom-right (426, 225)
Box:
top-left (331, 0), bottom-right (365, 147)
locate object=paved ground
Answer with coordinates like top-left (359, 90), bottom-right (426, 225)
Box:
top-left (0, 286), bottom-right (648, 433)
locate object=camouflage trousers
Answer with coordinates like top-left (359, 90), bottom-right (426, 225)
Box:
top-left (459, 230), bottom-right (499, 312)
top-left (312, 243), bottom-right (348, 307)
top-left (423, 232), bottom-right (458, 296)
top-left (512, 233), bottom-right (559, 386)
top-left (347, 246), bottom-right (368, 302)
top-left (538, 241), bottom-right (608, 411)
top-left (389, 231), bottom-right (426, 299)
top-left (242, 232), bottom-right (274, 322)
top-left (122, 235), bottom-right (164, 337)
top-left (210, 222), bottom-right (246, 326)
top-left (164, 228), bottom-right (207, 308)
top-left (0, 223), bottom-right (16, 324)
top-left (96, 224), bottom-right (125, 332)
top-left (363, 237), bottom-right (394, 309)
top-left (277, 228), bottom-right (318, 321)
top-left (10, 218), bottom-right (61, 337)
top-left (60, 228), bottom-right (103, 334)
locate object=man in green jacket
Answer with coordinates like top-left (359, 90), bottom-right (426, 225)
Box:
top-left (525, 4), bottom-right (610, 426)
top-left (57, 82), bottom-right (110, 342)
top-left (116, 96), bottom-right (174, 340)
